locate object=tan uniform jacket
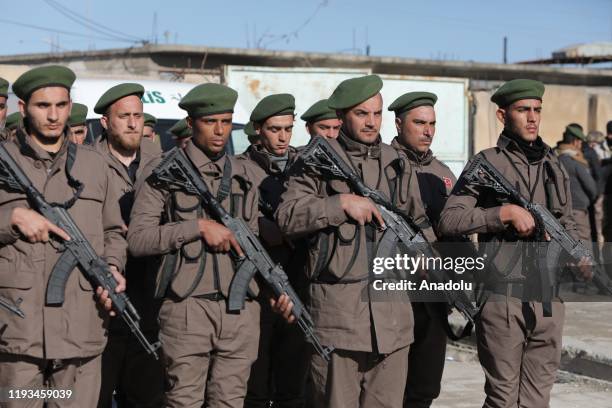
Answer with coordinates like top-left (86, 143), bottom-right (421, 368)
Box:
top-left (276, 131), bottom-right (434, 353)
top-left (127, 140), bottom-right (260, 299)
top-left (0, 128), bottom-right (127, 359)
top-left (391, 138), bottom-right (456, 237)
top-left (439, 134), bottom-right (577, 290)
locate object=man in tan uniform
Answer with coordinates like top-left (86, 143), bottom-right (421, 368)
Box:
top-left (0, 77), bottom-right (10, 141)
top-left (388, 91), bottom-right (454, 408)
top-left (127, 83), bottom-right (263, 408)
top-left (244, 120), bottom-right (259, 145)
top-left (168, 118), bottom-right (192, 149)
top-left (93, 83), bottom-right (164, 408)
top-left (439, 79), bottom-right (591, 408)
top-left (554, 125), bottom-right (598, 245)
top-left (277, 75), bottom-right (434, 408)
top-left (143, 113), bottom-right (162, 149)
top-left (0, 78), bottom-right (8, 128)
top-left (66, 103), bottom-right (88, 145)
top-left (3, 112), bottom-right (22, 142)
top-left (240, 94), bottom-right (309, 408)
top-left (0, 65), bottom-right (127, 407)
top-left (301, 99), bottom-right (341, 140)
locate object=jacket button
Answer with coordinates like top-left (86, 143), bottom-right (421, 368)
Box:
top-left (34, 161), bottom-right (43, 169)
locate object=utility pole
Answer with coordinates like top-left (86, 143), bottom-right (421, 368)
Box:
top-left (152, 12), bottom-right (158, 44)
top-left (503, 36), bottom-right (508, 64)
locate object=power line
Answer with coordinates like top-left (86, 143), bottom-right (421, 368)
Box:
top-left (44, 0), bottom-right (142, 41)
top-left (43, 0), bottom-right (145, 44)
top-left (0, 18), bottom-right (135, 43)
top-left (256, 0), bottom-right (330, 48)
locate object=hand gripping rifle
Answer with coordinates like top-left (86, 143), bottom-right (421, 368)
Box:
top-left (462, 155), bottom-right (612, 316)
top-left (0, 144), bottom-right (160, 359)
top-left (299, 137), bottom-right (478, 327)
top-left (149, 147), bottom-right (333, 361)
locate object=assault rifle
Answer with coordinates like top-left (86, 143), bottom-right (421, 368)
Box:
top-left (149, 148), bottom-right (333, 361)
top-left (0, 296), bottom-right (24, 318)
top-left (299, 137), bottom-right (478, 326)
top-left (462, 155), bottom-right (612, 315)
top-left (0, 144), bottom-right (160, 359)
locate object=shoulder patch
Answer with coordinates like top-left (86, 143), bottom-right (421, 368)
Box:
top-left (442, 176), bottom-right (453, 189)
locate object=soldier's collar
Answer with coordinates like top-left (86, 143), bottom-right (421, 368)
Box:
top-left (498, 132), bottom-right (550, 164)
top-left (390, 137), bottom-right (433, 165)
top-left (16, 126), bottom-right (69, 162)
top-left (247, 143), bottom-right (296, 174)
top-left (338, 130), bottom-right (381, 159)
top-left (184, 139), bottom-right (226, 173)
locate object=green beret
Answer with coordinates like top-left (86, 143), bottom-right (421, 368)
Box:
top-left (179, 83), bottom-right (238, 117)
top-left (243, 121), bottom-right (257, 137)
top-left (328, 75), bottom-right (383, 110)
top-left (68, 103), bottom-right (88, 126)
top-left (12, 65), bottom-right (76, 100)
top-left (5, 112), bottom-right (22, 130)
top-left (250, 93), bottom-right (295, 123)
top-left (94, 83), bottom-right (144, 114)
top-left (0, 77), bottom-right (8, 97)
top-left (144, 113), bottom-right (157, 127)
top-left (388, 92), bottom-right (437, 115)
top-left (300, 99), bottom-right (338, 123)
top-left (564, 124), bottom-right (587, 142)
top-left (491, 79), bottom-right (545, 107)
top-left (169, 118), bottom-right (191, 139)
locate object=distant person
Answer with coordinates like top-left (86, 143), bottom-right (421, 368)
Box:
top-left (244, 120), bottom-right (260, 145)
top-left (588, 130), bottom-right (608, 161)
top-left (567, 123), bottom-right (602, 181)
top-left (604, 120), bottom-right (612, 163)
top-left (0, 77), bottom-right (10, 141)
top-left (603, 121), bottom-right (612, 278)
top-left (301, 98), bottom-right (342, 139)
top-left (555, 125), bottom-right (598, 245)
top-left (3, 112), bottom-right (22, 142)
top-left (143, 113), bottom-right (162, 148)
top-left (0, 77), bottom-right (8, 128)
top-left (67, 103), bottom-right (89, 144)
top-left (569, 124), bottom-right (603, 266)
top-left (587, 130), bottom-right (607, 259)
top-left (168, 117), bottom-right (192, 149)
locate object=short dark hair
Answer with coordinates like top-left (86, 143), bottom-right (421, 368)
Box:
top-left (607, 120), bottom-right (612, 134)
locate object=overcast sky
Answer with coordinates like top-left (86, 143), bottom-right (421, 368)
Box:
top-left (2, 0), bottom-right (611, 64)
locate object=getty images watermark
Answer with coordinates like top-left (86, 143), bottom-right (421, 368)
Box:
top-left (370, 253), bottom-right (485, 292)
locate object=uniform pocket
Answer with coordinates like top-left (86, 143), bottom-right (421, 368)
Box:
top-left (0, 249), bottom-right (34, 289)
top-left (172, 192), bottom-right (200, 220)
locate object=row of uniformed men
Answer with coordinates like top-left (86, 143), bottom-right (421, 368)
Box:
top-left (0, 67), bottom-right (587, 408)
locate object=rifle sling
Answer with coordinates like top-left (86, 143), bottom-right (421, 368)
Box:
top-left (16, 131), bottom-right (83, 209)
